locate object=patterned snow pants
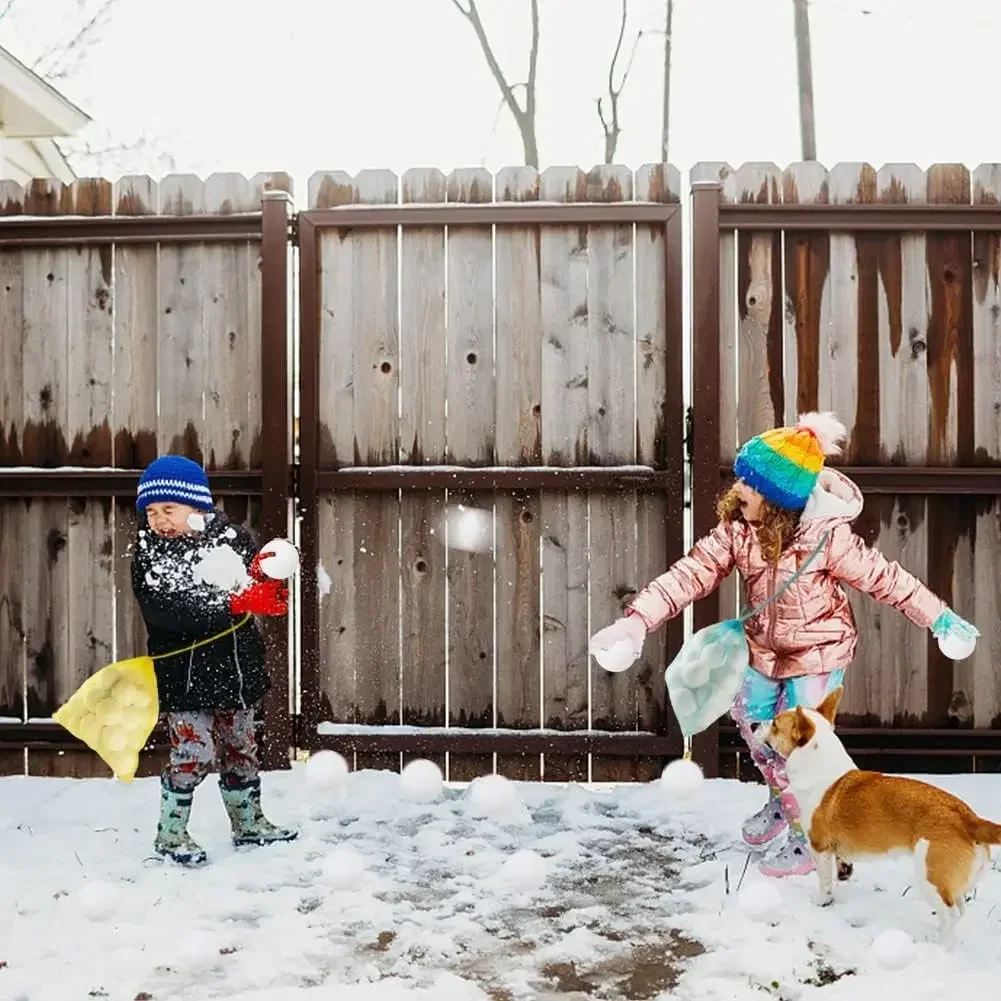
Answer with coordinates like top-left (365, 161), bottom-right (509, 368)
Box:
top-left (164, 709), bottom-right (259, 792)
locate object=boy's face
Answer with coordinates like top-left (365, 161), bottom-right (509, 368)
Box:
top-left (145, 502), bottom-right (201, 538)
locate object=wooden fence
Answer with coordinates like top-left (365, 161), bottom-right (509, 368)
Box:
top-left (2, 160), bottom-right (1001, 781)
top-left (691, 161), bottom-right (1001, 776)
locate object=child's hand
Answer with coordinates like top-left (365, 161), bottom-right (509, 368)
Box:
top-left (589, 615), bottom-right (647, 672)
top-left (930, 608), bottom-right (979, 661)
top-left (230, 579), bottom-right (289, 617)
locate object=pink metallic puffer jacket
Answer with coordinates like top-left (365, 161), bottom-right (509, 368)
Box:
top-left (628, 469), bottom-right (946, 679)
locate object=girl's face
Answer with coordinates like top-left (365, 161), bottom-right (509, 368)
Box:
top-left (735, 481), bottom-right (765, 523)
top-left (145, 502), bottom-right (201, 538)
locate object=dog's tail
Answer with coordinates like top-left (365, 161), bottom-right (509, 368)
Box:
top-left (969, 816), bottom-right (1001, 846)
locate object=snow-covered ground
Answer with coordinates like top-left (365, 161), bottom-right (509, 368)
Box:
top-left (2, 766), bottom-right (1000, 1001)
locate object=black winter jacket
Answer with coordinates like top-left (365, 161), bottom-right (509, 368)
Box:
top-left (130, 512), bottom-right (269, 713)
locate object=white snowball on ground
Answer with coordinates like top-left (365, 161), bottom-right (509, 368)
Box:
top-left (870, 928), bottom-right (917, 970)
top-left (304, 750), bottom-right (350, 792)
top-left (321, 845), bottom-right (368, 890)
top-left (258, 538), bottom-right (301, 580)
top-left (76, 880), bottom-right (118, 922)
top-left (467, 773), bottom-right (522, 820)
top-left (593, 638), bottom-right (636, 673)
top-left (400, 758), bottom-right (444, 804)
top-left (938, 632), bottom-right (977, 661)
top-left (499, 849), bottom-right (549, 893)
top-left (659, 758), bottom-right (704, 797)
top-left (736, 881), bottom-right (781, 922)
top-left (444, 504), bottom-right (493, 553)
top-left (186, 512), bottom-right (206, 532)
top-left (179, 933), bottom-right (221, 973)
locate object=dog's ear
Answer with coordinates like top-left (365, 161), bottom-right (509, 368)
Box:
top-left (815, 686), bottom-right (843, 726)
top-left (792, 705), bottom-right (816, 747)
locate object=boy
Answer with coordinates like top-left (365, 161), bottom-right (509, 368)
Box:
top-left (131, 454), bottom-right (297, 866)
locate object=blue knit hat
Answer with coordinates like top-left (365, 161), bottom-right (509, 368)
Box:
top-left (136, 455), bottom-right (214, 511)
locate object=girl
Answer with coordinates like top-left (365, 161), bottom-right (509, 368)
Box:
top-left (132, 454), bottom-right (297, 866)
top-left (590, 413), bottom-right (978, 878)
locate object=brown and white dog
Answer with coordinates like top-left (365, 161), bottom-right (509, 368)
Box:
top-left (761, 686), bottom-right (1001, 944)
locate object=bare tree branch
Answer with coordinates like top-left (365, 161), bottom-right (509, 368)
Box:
top-left (597, 0), bottom-right (644, 164)
top-left (448, 0), bottom-right (539, 167)
top-left (30, 0), bottom-right (119, 81)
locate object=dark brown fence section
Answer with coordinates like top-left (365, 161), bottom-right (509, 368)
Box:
top-left (691, 161), bottom-right (1001, 777)
top-left (297, 165), bottom-right (686, 782)
top-left (0, 174), bottom-right (292, 776)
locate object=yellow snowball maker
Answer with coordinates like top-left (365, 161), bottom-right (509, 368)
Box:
top-left (53, 657), bottom-right (159, 782)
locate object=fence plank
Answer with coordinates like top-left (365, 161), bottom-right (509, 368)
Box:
top-left (0, 500), bottom-right (24, 721)
top-left (633, 162), bottom-right (681, 775)
top-left (925, 163), bottom-right (973, 727)
top-left (113, 176), bottom-right (158, 468)
top-left (400, 168), bottom-right (448, 771)
top-left (585, 165), bottom-right (642, 782)
top-left (445, 168), bottom-right (495, 781)
top-left (0, 182), bottom-right (25, 467)
top-left (734, 163), bottom-right (784, 443)
top-left (539, 166), bottom-right (589, 782)
top-left (158, 175), bottom-right (206, 461)
top-left (495, 165), bottom-right (542, 780)
top-left (203, 173), bottom-right (257, 472)
top-left (113, 501), bottom-right (145, 669)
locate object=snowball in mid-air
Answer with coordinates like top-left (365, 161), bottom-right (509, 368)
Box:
top-left (400, 758), bottom-right (444, 804)
top-left (304, 750), bottom-right (350, 791)
top-left (186, 512), bottom-right (206, 532)
top-left (938, 631), bottom-right (977, 661)
top-left (467, 773), bottom-right (522, 820)
top-left (444, 504), bottom-right (493, 553)
top-left (870, 928), bottom-right (917, 970)
top-left (192, 545), bottom-right (250, 591)
top-left (178, 933), bottom-right (221, 973)
top-left (320, 846), bottom-right (368, 890)
top-left (499, 849), bottom-right (549, 893)
top-left (659, 758), bottom-right (704, 797)
top-left (736, 881), bottom-right (781, 922)
top-left (592, 637), bottom-right (637, 673)
top-left (77, 880), bottom-right (119, 922)
top-left (258, 538), bottom-right (301, 580)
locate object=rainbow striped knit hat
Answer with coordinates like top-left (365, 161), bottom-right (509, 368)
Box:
top-left (733, 412), bottom-right (848, 511)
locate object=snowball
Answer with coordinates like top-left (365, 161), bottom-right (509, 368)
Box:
top-left (258, 538), bottom-right (300, 580)
top-left (186, 512), bottom-right (206, 532)
top-left (467, 773), bottom-right (523, 820)
top-left (304, 750), bottom-right (350, 792)
top-left (102, 726), bottom-right (128, 753)
top-left (592, 637), bottom-right (636, 674)
top-left (400, 758), bottom-right (444, 804)
top-left (680, 655), bottom-right (711, 687)
top-left (444, 504), bottom-right (492, 553)
top-left (499, 849), bottom-right (549, 893)
top-left (870, 928), bottom-right (916, 970)
top-left (320, 845), bottom-right (368, 890)
top-left (77, 880), bottom-right (118, 922)
top-left (938, 631), bottom-right (977, 661)
top-left (192, 545), bottom-right (251, 591)
top-left (178, 933), bottom-right (221, 973)
top-left (670, 687), bottom-right (698, 718)
top-left (736, 881), bottom-right (781, 922)
top-left (659, 758), bottom-right (704, 797)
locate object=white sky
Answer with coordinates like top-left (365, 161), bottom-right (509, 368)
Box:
top-left (6, 0), bottom-right (1001, 199)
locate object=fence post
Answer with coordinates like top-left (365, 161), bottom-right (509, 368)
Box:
top-left (258, 188), bottom-right (292, 771)
top-left (690, 180), bottom-right (722, 778)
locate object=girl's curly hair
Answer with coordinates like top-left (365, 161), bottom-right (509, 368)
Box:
top-left (717, 485), bottom-right (800, 565)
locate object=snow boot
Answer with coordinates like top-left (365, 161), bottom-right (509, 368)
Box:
top-left (758, 831), bottom-right (815, 878)
top-left (220, 778), bottom-right (298, 847)
top-left (741, 793), bottom-right (788, 848)
top-left (154, 779), bottom-right (208, 867)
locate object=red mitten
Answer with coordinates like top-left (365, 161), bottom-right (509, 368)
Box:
top-left (247, 551), bottom-right (269, 582)
top-left (229, 579), bottom-right (289, 617)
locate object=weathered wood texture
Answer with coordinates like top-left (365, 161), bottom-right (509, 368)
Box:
top-left (307, 164), bottom-right (685, 779)
top-left (0, 173), bottom-right (283, 776)
top-left (703, 160), bottom-right (1001, 730)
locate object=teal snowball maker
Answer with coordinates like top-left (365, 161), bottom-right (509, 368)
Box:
top-left (665, 531), bottom-right (831, 739)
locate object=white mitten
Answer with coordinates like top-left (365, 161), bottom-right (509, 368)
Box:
top-left (589, 615), bottom-right (647, 673)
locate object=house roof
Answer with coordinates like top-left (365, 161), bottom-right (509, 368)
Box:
top-left (0, 43), bottom-right (90, 138)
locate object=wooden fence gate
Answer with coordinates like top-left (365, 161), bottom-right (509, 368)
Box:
top-left (295, 165), bottom-right (686, 782)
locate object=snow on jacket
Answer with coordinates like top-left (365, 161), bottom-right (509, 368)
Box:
top-left (628, 468), bottom-right (946, 679)
top-left (130, 511), bottom-right (269, 712)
